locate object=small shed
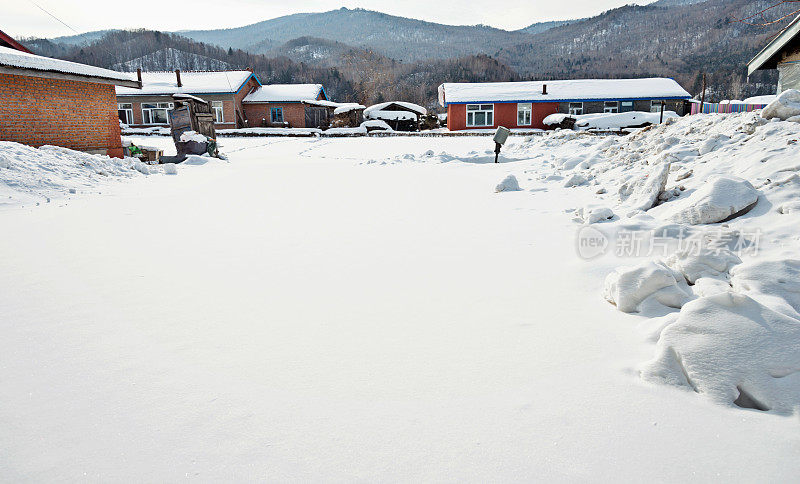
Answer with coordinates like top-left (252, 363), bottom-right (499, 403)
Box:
top-left (332, 103), bottom-right (365, 128)
top-left (363, 102), bottom-right (427, 131)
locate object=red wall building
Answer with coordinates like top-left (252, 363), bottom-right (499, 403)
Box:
top-left (446, 102), bottom-right (559, 131)
top-left (439, 79), bottom-right (692, 131)
top-left (0, 32), bottom-right (140, 158)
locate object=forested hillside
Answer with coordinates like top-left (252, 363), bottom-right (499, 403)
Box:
top-left (21, 0), bottom-right (800, 106)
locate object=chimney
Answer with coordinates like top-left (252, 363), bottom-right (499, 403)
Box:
top-left (136, 68), bottom-right (142, 86)
top-left (542, 84), bottom-right (547, 95)
top-left (175, 69), bottom-right (182, 88)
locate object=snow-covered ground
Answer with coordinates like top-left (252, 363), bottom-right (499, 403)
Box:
top-left (1, 113), bottom-right (799, 480)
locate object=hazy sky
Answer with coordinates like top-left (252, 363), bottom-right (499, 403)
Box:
top-left (7, 0), bottom-right (653, 39)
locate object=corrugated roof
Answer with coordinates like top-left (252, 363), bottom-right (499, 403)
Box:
top-left (243, 84), bottom-right (325, 103)
top-left (116, 70), bottom-right (256, 95)
top-left (0, 45), bottom-right (137, 85)
top-left (438, 78), bottom-right (691, 105)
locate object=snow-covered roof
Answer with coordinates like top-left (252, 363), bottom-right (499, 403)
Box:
top-left (364, 102), bottom-right (427, 116)
top-left (333, 103), bottom-right (365, 115)
top-left (0, 45), bottom-right (138, 87)
top-left (116, 70), bottom-right (256, 96)
top-left (438, 78), bottom-right (691, 106)
top-left (242, 84), bottom-right (326, 103)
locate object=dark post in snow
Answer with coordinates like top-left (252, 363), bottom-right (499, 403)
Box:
top-left (700, 72), bottom-right (707, 114)
top-left (136, 68), bottom-right (142, 87)
top-left (175, 69), bottom-right (182, 88)
top-left (493, 126), bottom-right (511, 164)
top-left (660, 100), bottom-right (665, 124)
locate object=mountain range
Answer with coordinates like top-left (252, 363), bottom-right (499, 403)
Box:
top-left (23, 0), bottom-right (797, 107)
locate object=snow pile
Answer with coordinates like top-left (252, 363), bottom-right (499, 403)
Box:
top-left (179, 131), bottom-right (208, 143)
top-left (0, 141), bottom-right (174, 206)
top-left (620, 162), bottom-right (671, 213)
top-left (495, 175), bottom-right (521, 192)
top-left (651, 175), bottom-right (759, 225)
top-left (641, 292), bottom-right (800, 414)
top-left (495, 110), bottom-right (800, 413)
top-left (761, 89), bottom-right (800, 121)
top-left (361, 120), bottom-right (393, 131)
top-left (575, 205), bottom-right (615, 224)
top-left (604, 261), bottom-right (692, 313)
top-left (576, 111), bottom-right (679, 130)
top-left (544, 111), bottom-right (678, 131)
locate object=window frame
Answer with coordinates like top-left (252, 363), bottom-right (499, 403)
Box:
top-left (517, 103), bottom-right (532, 126)
top-left (117, 103), bottom-right (133, 125)
top-left (270, 107), bottom-right (284, 124)
top-left (603, 101), bottom-right (620, 114)
top-left (141, 102), bottom-right (173, 125)
top-left (568, 102), bottom-right (584, 116)
top-left (212, 101), bottom-right (224, 123)
top-left (466, 104), bottom-right (494, 127)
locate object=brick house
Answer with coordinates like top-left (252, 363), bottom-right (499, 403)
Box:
top-left (242, 84), bottom-right (333, 128)
top-left (0, 32), bottom-right (140, 158)
top-left (116, 70), bottom-right (261, 129)
top-left (438, 78), bottom-right (691, 131)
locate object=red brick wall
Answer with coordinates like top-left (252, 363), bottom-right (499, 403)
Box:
top-left (234, 76), bottom-right (261, 127)
top-left (243, 103), bottom-right (307, 128)
top-left (447, 102), bottom-right (559, 131)
top-left (0, 73), bottom-right (123, 157)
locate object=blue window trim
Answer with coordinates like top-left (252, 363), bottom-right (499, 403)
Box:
top-left (270, 107), bottom-right (284, 123)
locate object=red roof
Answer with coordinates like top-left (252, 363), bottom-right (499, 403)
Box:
top-left (0, 29), bottom-right (32, 54)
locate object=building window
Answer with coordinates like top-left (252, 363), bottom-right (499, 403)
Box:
top-left (651, 100), bottom-right (665, 113)
top-left (568, 102), bottom-right (584, 116)
top-left (212, 101), bottom-right (224, 123)
top-left (141, 102), bottom-right (173, 125)
top-left (270, 107), bottom-right (284, 124)
top-left (517, 103), bottom-right (532, 126)
top-left (621, 101), bottom-right (633, 112)
top-left (603, 101), bottom-right (620, 113)
top-left (466, 104), bottom-right (494, 127)
top-left (118, 103), bottom-right (133, 125)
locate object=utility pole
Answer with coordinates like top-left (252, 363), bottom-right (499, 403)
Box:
top-left (700, 72), bottom-right (707, 114)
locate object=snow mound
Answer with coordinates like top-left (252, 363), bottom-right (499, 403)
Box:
top-left (563, 173), bottom-right (588, 188)
top-left (655, 175), bottom-right (759, 225)
top-left (361, 120), bottom-right (393, 131)
top-left (0, 141), bottom-right (163, 206)
top-left (180, 131), bottom-right (207, 143)
top-left (495, 175), bottom-right (521, 192)
top-left (604, 261), bottom-right (692, 313)
top-left (731, 259), bottom-right (800, 319)
top-left (761, 89), bottom-right (800, 121)
top-left (162, 163), bottom-right (178, 175)
top-left (576, 206), bottom-right (615, 224)
top-left (641, 292), bottom-right (800, 415)
top-left (575, 111), bottom-right (678, 130)
top-left (621, 162), bottom-right (671, 213)
top-left (665, 248), bottom-right (741, 285)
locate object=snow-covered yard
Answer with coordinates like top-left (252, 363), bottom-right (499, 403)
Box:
top-left (1, 114), bottom-right (800, 480)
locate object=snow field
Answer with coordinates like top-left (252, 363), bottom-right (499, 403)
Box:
top-left (1, 115), bottom-right (800, 479)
